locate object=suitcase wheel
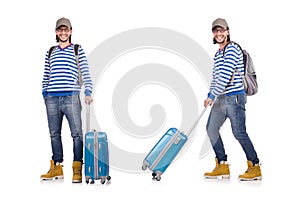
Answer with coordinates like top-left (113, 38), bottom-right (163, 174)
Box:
top-left (106, 176), bottom-right (111, 184)
top-left (85, 178), bottom-right (95, 184)
top-left (85, 177), bottom-right (94, 184)
top-left (100, 176), bottom-right (111, 185)
top-left (101, 178), bottom-right (106, 184)
top-left (141, 161), bottom-right (149, 171)
top-left (142, 164), bottom-right (147, 170)
top-left (156, 175), bottom-right (161, 181)
top-left (152, 171), bottom-right (161, 181)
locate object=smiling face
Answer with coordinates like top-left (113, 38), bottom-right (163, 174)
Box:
top-left (212, 26), bottom-right (229, 44)
top-left (55, 25), bottom-right (72, 43)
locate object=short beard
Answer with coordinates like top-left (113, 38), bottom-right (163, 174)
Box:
top-left (59, 38), bottom-right (69, 43)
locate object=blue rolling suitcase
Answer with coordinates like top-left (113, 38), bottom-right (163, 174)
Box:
top-left (84, 104), bottom-right (111, 184)
top-left (142, 106), bottom-right (209, 181)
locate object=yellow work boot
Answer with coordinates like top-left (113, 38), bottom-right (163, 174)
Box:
top-left (238, 161), bottom-right (262, 181)
top-left (204, 158), bottom-right (230, 179)
top-left (40, 160), bottom-right (64, 180)
top-left (72, 161), bottom-right (82, 183)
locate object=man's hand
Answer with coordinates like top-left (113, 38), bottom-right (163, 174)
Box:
top-left (204, 98), bottom-right (213, 107)
top-left (85, 96), bottom-right (93, 105)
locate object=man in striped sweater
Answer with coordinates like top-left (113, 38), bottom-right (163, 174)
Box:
top-left (203, 18), bottom-right (262, 181)
top-left (40, 17), bottom-right (93, 183)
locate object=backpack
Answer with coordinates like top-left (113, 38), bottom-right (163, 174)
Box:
top-left (224, 41), bottom-right (258, 96)
top-left (48, 44), bottom-right (83, 86)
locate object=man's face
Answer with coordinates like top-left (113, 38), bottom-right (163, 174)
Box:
top-left (55, 25), bottom-right (72, 43)
top-left (212, 26), bottom-right (229, 44)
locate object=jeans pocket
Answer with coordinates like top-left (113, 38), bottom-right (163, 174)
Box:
top-left (237, 94), bottom-right (246, 110)
top-left (65, 95), bottom-right (81, 106)
top-left (44, 95), bottom-right (56, 104)
top-left (225, 95), bottom-right (236, 104)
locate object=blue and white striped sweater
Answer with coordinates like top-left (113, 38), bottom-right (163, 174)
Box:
top-left (208, 42), bottom-right (245, 100)
top-left (42, 44), bottom-right (93, 97)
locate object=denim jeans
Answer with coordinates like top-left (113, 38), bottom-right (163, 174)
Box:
top-left (44, 94), bottom-right (83, 164)
top-left (206, 94), bottom-right (259, 165)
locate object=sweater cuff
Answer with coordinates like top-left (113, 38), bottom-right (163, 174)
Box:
top-left (208, 92), bottom-right (215, 100)
top-left (84, 90), bottom-right (92, 96)
top-left (42, 91), bottom-right (47, 98)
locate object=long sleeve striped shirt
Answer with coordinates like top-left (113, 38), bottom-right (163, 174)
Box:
top-left (42, 44), bottom-right (93, 97)
top-left (208, 42), bottom-right (245, 100)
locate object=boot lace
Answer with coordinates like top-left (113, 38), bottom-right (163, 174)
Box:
top-left (47, 167), bottom-right (55, 174)
top-left (73, 169), bottom-right (82, 176)
top-left (47, 164), bottom-right (62, 174)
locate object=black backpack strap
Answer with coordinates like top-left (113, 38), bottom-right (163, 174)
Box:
top-left (226, 41), bottom-right (246, 71)
top-left (224, 41), bottom-right (245, 83)
top-left (73, 44), bottom-right (83, 86)
top-left (215, 41), bottom-right (241, 57)
top-left (73, 44), bottom-right (80, 65)
top-left (49, 44), bottom-right (79, 59)
top-left (74, 44), bottom-right (80, 55)
top-left (48, 46), bottom-right (57, 60)
top-left (223, 41), bottom-right (245, 65)
top-left (223, 41), bottom-right (242, 56)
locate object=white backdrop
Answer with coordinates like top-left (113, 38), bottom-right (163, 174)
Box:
top-left (0, 0), bottom-right (299, 197)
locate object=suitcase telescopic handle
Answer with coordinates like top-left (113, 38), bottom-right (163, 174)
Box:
top-left (185, 104), bottom-right (210, 137)
top-left (86, 103), bottom-right (90, 133)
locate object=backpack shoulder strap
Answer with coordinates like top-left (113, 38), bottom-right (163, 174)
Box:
top-left (223, 41), bottom-right (243, 55)
top-left (74, 44), bottom-right (80, 56)
top-left (73, 44), bottom-right (80, 66)
top-left (48, 45), bottom-right (57, 60)
top-left (73, 44), bottom-right (83, 86)
top-left (229, 42), bottom-right (247, 75)
top-left (73, 44), bottom-right (80, 67)
top-left (223, 41), bottom-right (232, 54)
top-left (224, 41), bottom-right (245, 83)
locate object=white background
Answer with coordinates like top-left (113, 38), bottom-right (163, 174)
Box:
top-left (0, 0), bottom-right (299, 197)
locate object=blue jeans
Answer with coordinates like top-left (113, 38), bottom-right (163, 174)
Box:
top-left (44, 94), bottom-right (83, 164)
top-left (206, 94), bottom-right (259, 165)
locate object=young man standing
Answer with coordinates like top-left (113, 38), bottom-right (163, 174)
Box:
top-left (203, 18), bottom-right (262, 180)
top-left (40, 17), bottom-right (93, 183)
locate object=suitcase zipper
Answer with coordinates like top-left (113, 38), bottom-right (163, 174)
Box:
top-left (94, 131), bottom-right (98, 179)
